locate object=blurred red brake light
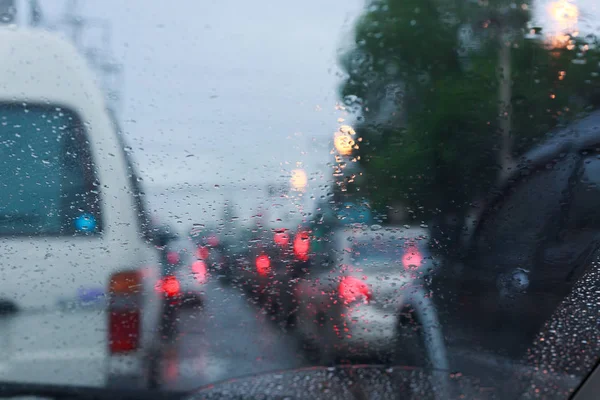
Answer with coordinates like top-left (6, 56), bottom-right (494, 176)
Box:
top-left (402, 247), bottom-right (423, 270)
top-left (191, 260), bottom-right (208, 284)
top-left (255, 254), bottom-right (271, 276)
top-left (339, 276), bottom-right (371, 304)
top-left (157, 275), bottom-right (180, 297)
top-left (166, 251), bottom-right (180, 265)
top-left (108, 270), bottom-right (143, 354)
top-left (273, 230), bottom-right (290, 246)
top-left (293, 231), bottom-right (310, 261)
top-left (196, 246), bottom-right (210, 260)
top-left (207, 236), bottom-right (220, 247)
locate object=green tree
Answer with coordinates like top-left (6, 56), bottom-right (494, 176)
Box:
top-left (339, 0), bottom-right (600, 250)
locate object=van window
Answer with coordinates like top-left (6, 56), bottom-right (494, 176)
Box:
top-left (0, 103), bottom-right (102, 236)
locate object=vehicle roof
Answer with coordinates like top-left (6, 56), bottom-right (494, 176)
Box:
top-left (0, 27), bottom-right (105, 110)
top-left (466, 110), bottom-right (600, 252)
top-left (517, 110), bottom-right (600, 173)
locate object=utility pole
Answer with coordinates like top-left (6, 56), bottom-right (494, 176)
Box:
top-left (62, 0), bottom-right (83, 48)
top-left (497, 26), bottom-right (516, 181)
top-left (470, 4), bottom-right (523, 182)
top-left (57, 0), bottom-right (123, 115)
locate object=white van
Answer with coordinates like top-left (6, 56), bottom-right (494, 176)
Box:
top-left (0, 28), bottom-right (164, 388)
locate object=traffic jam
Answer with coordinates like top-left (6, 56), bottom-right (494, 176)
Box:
top-left (4, 0), bottom-right (600, 398)
top-left (153, 200), bottom-right (445, 372)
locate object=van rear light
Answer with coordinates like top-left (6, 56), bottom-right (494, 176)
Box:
top-left (109, 310), bottom-right (140, 353)
top-left (108, 270), bottom-right (143, 354)
top-left (109, 270), bottom-right (142, 295)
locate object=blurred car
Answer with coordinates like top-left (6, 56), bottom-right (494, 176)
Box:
top-left (433, 109), bottom-right (600, 359)
top-left (260, 201), bottom-right (374, 326)
top-left (254, 226), bottom-right (313, 322)
top-left (160, 235), bottom-right (208, 306)
top-left (189, 226), bottom-right (227, 278)
top-left (0, 28), bottom-right (164, 388)
top-left (222, 197), bottom-right (310, 303)
top-left (292, 218), bottom-right (446, 368)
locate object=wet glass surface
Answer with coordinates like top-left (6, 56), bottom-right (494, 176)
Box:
top-left (1, 1), bottom-right (600, 399)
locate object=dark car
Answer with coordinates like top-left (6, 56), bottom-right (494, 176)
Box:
top-left (189, 226), bottom-right (228, 278)
top-left (434, 110), bottom-right (600, 358)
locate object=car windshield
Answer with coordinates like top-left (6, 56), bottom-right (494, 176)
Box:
top-left (2, 1), bottom-right (600, 399)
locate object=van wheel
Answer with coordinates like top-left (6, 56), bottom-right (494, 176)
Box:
top-left (146, 351), bottom-right (162, 389)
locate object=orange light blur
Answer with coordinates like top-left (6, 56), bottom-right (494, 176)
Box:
top-left (546, 1), bottom-right (579, 49)
top-left (109, 271), bottom-right (141, 295)
top-left (334, 133), bottom-right (354, 156)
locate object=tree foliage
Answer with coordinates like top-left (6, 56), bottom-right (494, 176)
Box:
top-left (339, 0), bottom-right (600, 226)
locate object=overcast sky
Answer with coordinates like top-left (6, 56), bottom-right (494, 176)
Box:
top-left (37, 0), bottom-right (600, 226)
top-left (41, 0), bottom-right (365, 193)
top-left (41, 0), bottom-right (600, 189)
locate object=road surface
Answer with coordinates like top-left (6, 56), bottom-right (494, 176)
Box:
top-left (153, 277), bottom-right (536, 393)
top-left (155, 278), bottom-right (308, 391)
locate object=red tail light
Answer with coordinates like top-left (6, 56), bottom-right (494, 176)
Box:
top-left (255, 254), bottom-right (271, 276)
top-left (166, 251), bottom-right (180, 265)
top-left (191, 260), bottom-right (208, 284)
top-left (196, 246), bottom-right (210, 260)
top-left (108, 271), bottom-right (142, 354)
top-left (207, 235), bottom-right (220, 247)
top-left (157, 275), bottom-right (180, 297)
top-left (273, 231), bottom-right (290, 246)
top-left (402, 247), bottom-right (423, 270)
top-left (293, 231), bottom-right (310, 261)
top-left (339, 276), bottom-right (372, 304)
top-left (109, 310), bottom-right (140, 353)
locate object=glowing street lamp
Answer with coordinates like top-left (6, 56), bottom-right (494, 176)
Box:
top-left (334, 125), bottom-right (357, 156)
top-left (290, 169), bottom-right (307, 191)
top-left (546, 0), bottom-right (579, 49)
top-left (334, 133), bottom-right (354, 156)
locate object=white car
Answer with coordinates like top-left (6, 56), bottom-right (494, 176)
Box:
top-left (0, 28), bottom-right (164, 388)
top-left (294, 225), bottom-right (448, 371)
top-left (160, 235), bottom-right (208, 305)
